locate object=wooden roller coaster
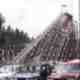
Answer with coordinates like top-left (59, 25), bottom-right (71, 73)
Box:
top-left (12, 13), bottom-right (79, 65)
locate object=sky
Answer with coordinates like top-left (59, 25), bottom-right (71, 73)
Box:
top-left (0, 0), bottom-right (78, 38)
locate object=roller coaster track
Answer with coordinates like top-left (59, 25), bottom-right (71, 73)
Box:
top-left (12, 13), bottom-right (76, 64)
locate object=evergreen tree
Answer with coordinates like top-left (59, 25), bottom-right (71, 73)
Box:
top-left (0, 13), bottom-right (5, 29)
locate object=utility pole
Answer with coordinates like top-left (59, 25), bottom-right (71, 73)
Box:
top-left (73, 0), bottom-right (79, 58)
top-left (79, 0), bottom-right (80, 39)
top-left (78, 0), bottom-right (80, 58)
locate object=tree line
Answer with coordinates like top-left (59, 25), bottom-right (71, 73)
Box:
top-left (0, 13), bottom-right (31, 49)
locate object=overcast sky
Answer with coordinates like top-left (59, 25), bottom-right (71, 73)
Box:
top-left (0, 0), bottom-right (78, 38)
